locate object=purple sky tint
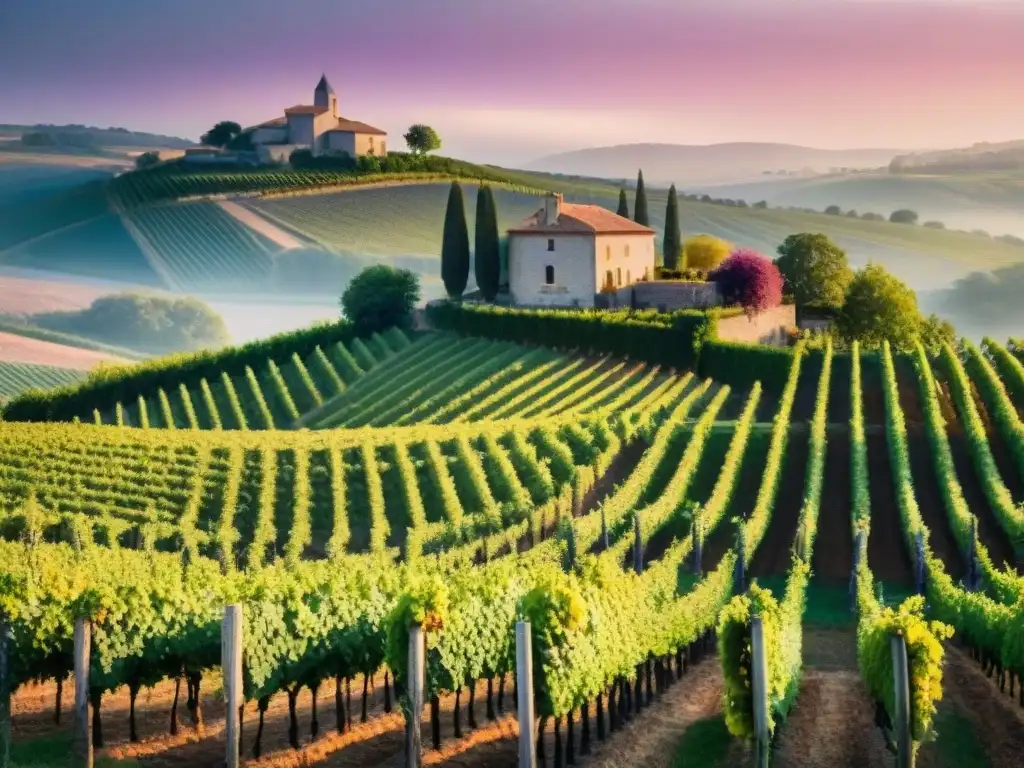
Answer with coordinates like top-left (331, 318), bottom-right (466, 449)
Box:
top-left (1, 0), bottom-right (1023, 164)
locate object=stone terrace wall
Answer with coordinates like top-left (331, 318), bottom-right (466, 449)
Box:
top-left (597, 281), bottom-right (722, 311)
top-left (715, 305), bottom-right (796, 346)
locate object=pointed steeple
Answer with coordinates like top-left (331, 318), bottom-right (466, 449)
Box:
top-left (315, 73), bottom-right (334, 96)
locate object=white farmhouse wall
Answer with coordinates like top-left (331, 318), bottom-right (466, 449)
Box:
top-left (324, 132), bottom-right (356, 155)
top-left (287, 114), bottom-right (315, 146)
top-left (509, 234), bottom-right (596, 308)
top-left (593, 234), bottom-right (656, 292)
top-left (312, 111), bottom-right (337, 140)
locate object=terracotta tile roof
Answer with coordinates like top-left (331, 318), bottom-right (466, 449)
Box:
top-left (508, 202), bottom-right (656, 236)
top-left (284, 104), bottom-right (329, 115)
top-left (325, 118), bottom-right (387, 136)
top-left (252, 117), bottom-right (287, 129)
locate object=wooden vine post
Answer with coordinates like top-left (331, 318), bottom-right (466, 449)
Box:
top-left (914, 532), bottom-right (926, 596)
top-left (750, 614), bottom-right (770, 768)
top-left (850, 531), bottom-right (864, 612)
top-left (0, 611), bottom-right (10, 768)
top-left (515, 621), bottom-right (537, 768)
top-left (632, 511), bottom-right (643, 575)
top-left (72, 618), bottom-right (93, 768)
top-left (222, 605), bottom-right (243, 768)
top-left (891, 634), bottom-right (914, 768)
top-left (406, 625), bottom-right (425, 768)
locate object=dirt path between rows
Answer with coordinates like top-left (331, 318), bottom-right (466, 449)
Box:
top-left (217, 201), bottom-right (304, 250)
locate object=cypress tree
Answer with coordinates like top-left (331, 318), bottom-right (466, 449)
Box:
top-left (441, 181), bottom-right (470, 299)
top-left (663, 184), bottom-right (681, 270)
top-left (633, 169), bottom-right (649, 226)
top-left (616, 188), bottom-right (629, 218)
top-left (474, 185), bottom-right (501, 301)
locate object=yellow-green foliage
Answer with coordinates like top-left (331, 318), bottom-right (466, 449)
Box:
top-left (856, 596), bottom-right (952, 744)
top-left (684, 234), bottom-right (732, 270)
top-left (718, 583), bottom-right (784, 738)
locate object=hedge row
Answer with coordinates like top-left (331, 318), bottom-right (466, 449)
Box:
top-left (2, 319), bottom-right (361, 423)
top-left (697, 340), bottom-right (796, 393)
top-left (424, 302), bottom-right (718, 369)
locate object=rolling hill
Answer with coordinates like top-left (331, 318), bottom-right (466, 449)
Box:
top-left (3, 155), bottom-right (1024, 339)
top-left (527, 142), bottom-right (905, 185)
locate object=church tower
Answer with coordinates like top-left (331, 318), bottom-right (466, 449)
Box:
top-left (314, 74), bottom-right (338, 118)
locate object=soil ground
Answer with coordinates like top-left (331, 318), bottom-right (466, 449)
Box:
top-left (749, 432), bottom-right (810, 577)
top-left (771, 627), bottom-right (891, 768)
top-left (906, 431), bottom-right (967, 581)
top-left (813, 432), bottom-right (854, 581)
top-left (865, 432), bottom-right (914, 585)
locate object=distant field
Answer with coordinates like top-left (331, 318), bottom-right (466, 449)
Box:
top-left (0, 331), bottom-right (130, 368)
top-left (0, 213), bottom-right (162, 286)
top-left (693, 172), bottom-right (1024, 238)
top-left (123, 201), bottom-right (280, 292)
top-left (251, 183), bottom-right (542, 257)
top-left (0, 360), bottom-right (86, 402)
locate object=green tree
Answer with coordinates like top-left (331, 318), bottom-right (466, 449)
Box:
top-left (824, 205), bottom-right (842, 215)
top-left (33, 293), bottom-right (230, 355)
top-left (474, 185), bottom-right (501, 301)
top-left (920, 313), bottom-right (957, 354)
top-left (684, 234), bottom-right (731, 270)
top-left (341, 265), bottom-right (420, 334)
top-left (135, 151), bottom-right (160, 169)
top-left (633, 169), bottom-right (649, 226)
top-left (441, 181), bottom-right (471, 299)
top-left (403, 124), bottom-right (441, 155)
top-left (889, 209), bottom-right (919, 224)
top-left (662, 184), bottom-right (682, 270)
top-left (199, 121), bottom-right (242, 148)
top-left (837, 263), bottom-right (922, 349)
top-left (774, 232), bottom-right (853, 311)
top-left (617, 189), bottom-right (630, 218)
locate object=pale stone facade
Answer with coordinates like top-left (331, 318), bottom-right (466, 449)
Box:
top-left (507, 194), bottom-right (656, 308)
top-left (248, 75), bottom-right (387, 163)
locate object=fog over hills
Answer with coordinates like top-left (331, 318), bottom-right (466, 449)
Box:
top-left (527, 142), bottom-right (909, 186)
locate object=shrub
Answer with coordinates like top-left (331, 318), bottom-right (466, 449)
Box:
top-left (684, 234), bottom-right (731, 271)
top-left (889, 209), bottom-right (919, 224)
top-left (923, 220), bottom-right (945, 229)
top-left (824, 205), bottom-right (842, 215)
top-left (861, 212), bottom-right (885, 221)
top-left (709, 248), bottom-right (783, 316)
top-left (341, 265), bottom-right (420, 334)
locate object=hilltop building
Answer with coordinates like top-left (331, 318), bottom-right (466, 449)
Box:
top-left (248, 75), bottom-right (387, 164)
top-left (507, 194), bottom-right (656, 308)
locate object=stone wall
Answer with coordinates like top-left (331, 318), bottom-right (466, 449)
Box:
top-left (598, 281), bottom-right (723, 311)
top-left (715, 305), bottom-right (796, 346)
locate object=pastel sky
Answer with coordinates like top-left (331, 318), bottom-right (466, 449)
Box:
top-left (1, 0), bottom-right (1022, 164)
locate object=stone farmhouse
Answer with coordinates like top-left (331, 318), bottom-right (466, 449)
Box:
top-left (507, 194), bottom-right (656, 308)
top-left (247, 75), bottom-right (388, 163)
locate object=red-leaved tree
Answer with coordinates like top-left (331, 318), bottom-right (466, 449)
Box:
top-left (709, 247), bottom-right (783, 316)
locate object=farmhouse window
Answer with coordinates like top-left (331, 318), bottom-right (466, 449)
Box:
top-left (545, 265), bottom-right (555, 284)
top-left (626, 269), bottom-right (631, 284)
top-left (616, 268), bottom-right (622, 287)
top-left (625, 245), bottom-right (630, 258)
top-left (547, 238), bottom-right (555, 251)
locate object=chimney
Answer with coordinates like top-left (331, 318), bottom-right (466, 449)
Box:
top-left (543, 193), bottom-right (562, 226)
